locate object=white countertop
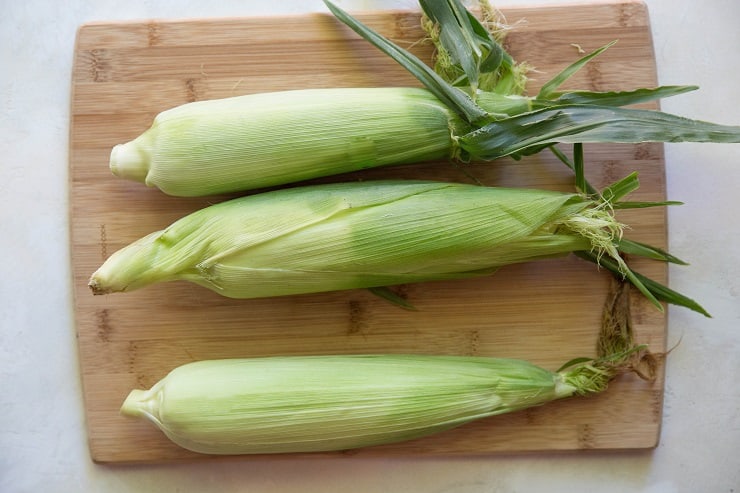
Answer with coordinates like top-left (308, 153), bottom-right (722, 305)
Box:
top-left (2, 0), bottom-right (739, 491)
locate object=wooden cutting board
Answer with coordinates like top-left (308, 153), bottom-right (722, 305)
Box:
top-left (69, 1), bottom-right (670, 463)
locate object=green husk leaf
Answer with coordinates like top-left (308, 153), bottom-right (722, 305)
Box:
top-left (612, 200), bottom-right (683, 209)
top-left (550, 147), bottom-right (641, 204)
top-left (467, 9), bottom-right (510, 75)
top-left (575, 250), bottom-right (710, 317)
top-left (460, 104), bottom-right (740, 159)
top-left (548, 145), bottom-right (599, 197)
top-left (323, 0), bottom-right (491, 126)
top-left (556, 357), bottom-right (593, 373)
top-left (537, 41), bottom-right (616, 100)
top-left (633, 270), bottom-right (711, 318)
top-left (368, 286), bottom-right (418, 311)
top-left (549, 146), bottom-right (679, 208)
top-left (573, 143), bottom-right (587, 195)
top-left (540, 85), bottom-right (698, 107)
top-left (600, 171), bottom-right (640, 203)
top-left (616, 239), bottom-right (689, 265)
top-left (619, 264), bottom-right (661, 311)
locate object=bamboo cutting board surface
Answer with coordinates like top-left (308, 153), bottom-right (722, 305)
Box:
top-left (69, 1), bottom-right (670, 463)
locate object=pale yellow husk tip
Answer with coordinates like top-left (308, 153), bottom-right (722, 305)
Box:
top-left (110, 142), bottom-right (149, 183)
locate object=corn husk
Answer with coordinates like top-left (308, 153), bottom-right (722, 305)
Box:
top-left (89, 180), bottom-right (622, 299)
top-left (120, 354), bottom-right (577, 455)
top-left (110, 87), bottom-right (481, 197)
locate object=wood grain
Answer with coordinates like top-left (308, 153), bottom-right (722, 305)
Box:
top-left (69, 0), bottom-right (668, 463)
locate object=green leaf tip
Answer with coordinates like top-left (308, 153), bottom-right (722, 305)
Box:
top-left (368, 286), bottom-right (418, 311)
top-left (575, 251), bottom-right (711, 318)
top-left (538, 41), bottom-right (617, 100)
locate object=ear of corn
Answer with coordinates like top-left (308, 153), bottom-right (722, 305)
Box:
top-left (120, 354), bottom-right (578, 455)
top-left (88, 180), bottom-right (620, 299)
top-left (110, 87), bottom-right (482, 197)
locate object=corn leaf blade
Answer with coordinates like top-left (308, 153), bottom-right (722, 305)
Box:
top-left (460, 105), bottom-right (740, 159)
top-left (537, 42), bottom-right (616, 100)
top-left (612, 200), bottom-right (683, 209)
top-left (575, 251), bottom-right (710, 317)
top-left (541, 85), bottom-right (698, 107)
top-left (616, 239), bottom-right (689, 265)
top-left (368, 286), bottom-right (418, 310)
top-left (600, 171), bottom-right (640, 203)
top-left (572, 143), bottom-right (587, 195)
top-left (548, 145), bottom-right (599, 196)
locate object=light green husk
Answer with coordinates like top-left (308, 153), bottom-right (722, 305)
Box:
top-left (88, 180), bottom-right (624, 299)
top-left (120, 354), bottom-right (577, 454)
top-left (110, 87), bottom-right (492, 197)
top-left (119, 279), bottom-right (653, 456)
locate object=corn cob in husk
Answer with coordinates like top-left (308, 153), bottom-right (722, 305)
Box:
top-left (89, 180), bottom-right (623, 299)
